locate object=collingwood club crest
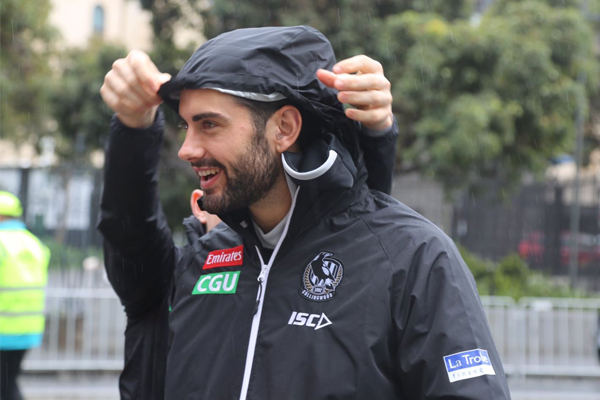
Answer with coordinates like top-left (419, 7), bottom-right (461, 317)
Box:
top-left (300, 251), bottom-right (344, 302)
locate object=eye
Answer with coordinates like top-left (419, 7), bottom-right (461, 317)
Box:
top-left (202, 120), bottom-right (217, 129)
top-left (178, 120), bottom-right (188, 131)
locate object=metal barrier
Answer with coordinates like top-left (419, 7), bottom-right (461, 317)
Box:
top-left (480, 296), bottom-right (600, 377)
top-left (23, 288), bottom-right (126, 371)
top-left (22, 290), bottom-right (600, 377)
top-left (515, 297), bottom-right (600, 377)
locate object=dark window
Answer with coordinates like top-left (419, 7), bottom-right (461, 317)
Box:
top-left (93, 5), bottom-right (104, 35)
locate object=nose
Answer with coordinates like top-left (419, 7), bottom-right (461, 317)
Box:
top-left (178, 131), bottom-right (205, 162)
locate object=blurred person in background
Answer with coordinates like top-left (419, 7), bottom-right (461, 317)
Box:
top-left (0, 191), bottom-right (50, 400)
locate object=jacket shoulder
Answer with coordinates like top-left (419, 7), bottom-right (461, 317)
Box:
top-left (351, 190), bottom-right (458, 269)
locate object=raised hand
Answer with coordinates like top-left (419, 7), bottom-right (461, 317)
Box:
top-left (100, 50), bottom-right (171, 129)
top-left (317, 55), bottom-right (393, 131)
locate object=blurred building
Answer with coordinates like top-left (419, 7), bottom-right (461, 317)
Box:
top-left (48, 0), bottom-right (204, 51)
top-left (49, 0), bottom-right (153, 50)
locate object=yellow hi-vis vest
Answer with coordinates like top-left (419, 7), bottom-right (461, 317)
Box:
top-left (0, 219), bottom-right (50, 350)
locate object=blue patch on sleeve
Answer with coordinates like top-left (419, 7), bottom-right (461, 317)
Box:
top-left (443, 348), bottom-right (496, 383)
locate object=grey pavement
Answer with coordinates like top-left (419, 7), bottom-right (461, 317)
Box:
top-left (18, 374), bottom-right (600, 400)
top-left (20, 373), bottom-right (119, 400)
top-left (509, 377), bottom-right (600, 400)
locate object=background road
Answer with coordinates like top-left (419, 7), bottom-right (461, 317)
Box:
top-left (19, 374), bottom-right (600, 400)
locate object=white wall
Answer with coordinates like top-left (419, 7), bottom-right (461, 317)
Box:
top-left (49, 0), bottom-right (154, 51)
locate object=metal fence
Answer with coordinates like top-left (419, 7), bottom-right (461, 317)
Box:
top-left (481, 296), bottom-right (600, 377)
top-left (23, 290), bottom-right (600, 378)
top-left (23, 288), bottom-right (126, 371)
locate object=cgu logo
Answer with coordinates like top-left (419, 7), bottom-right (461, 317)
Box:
top-left (192, 271), bottom-right (240, 295)
top-left (203, 245), bottom-right (244, 270)
top-left (287, 311), bottom-right (332, 330)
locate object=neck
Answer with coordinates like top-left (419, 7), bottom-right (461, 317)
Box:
top-left (249, 173), bottom-right (292, 233)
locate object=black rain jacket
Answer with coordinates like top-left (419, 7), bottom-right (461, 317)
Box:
top-left (99, 26), bottom-right (510, 400)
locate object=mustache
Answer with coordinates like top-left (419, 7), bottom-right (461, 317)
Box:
top-left (190, 158), bottom-right (227, 171)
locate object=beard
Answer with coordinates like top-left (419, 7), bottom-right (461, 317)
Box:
top-left (200, 128), bottom-right (281, 215)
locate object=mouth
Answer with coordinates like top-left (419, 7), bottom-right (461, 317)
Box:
top-left (196, 168), bottom-right (223, 189)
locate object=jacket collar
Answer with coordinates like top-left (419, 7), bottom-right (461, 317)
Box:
top-left (219, 130), bottom-right (368, 253)
top-left (0, 219), bottom-right (25, 231)
top-left (182, 216), bottom-right (206, 245)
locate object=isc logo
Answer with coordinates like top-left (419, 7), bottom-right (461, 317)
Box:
top-left (287, 311), bottom-right (332, 330)
top-left (192, 271), bottom-right (240, 295)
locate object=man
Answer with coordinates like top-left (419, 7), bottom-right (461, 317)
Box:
top-left (106, 56), bottom-right (398, 399)
top-left (0, 191), bottom-right (50, 400)
top-left (102, 37), bottom-right (399, 400)
top-left (100, 26), bottom-right (510, 399)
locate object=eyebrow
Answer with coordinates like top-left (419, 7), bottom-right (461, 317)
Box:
top-left (191, 112), bottom-right (227, 122)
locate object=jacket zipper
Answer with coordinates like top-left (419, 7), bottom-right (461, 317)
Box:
top-left (239, 187), bottom-right (300, 400)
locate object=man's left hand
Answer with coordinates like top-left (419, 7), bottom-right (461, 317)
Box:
top-left (317, 55), bottom-right (393, 131)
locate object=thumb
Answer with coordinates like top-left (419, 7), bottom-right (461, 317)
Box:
top-left (158, 73), bottom-right (172, 85)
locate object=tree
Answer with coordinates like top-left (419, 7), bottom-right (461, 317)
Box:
top-left (382, 2), bottom-right (598, 192)
top-left (201, 0), bottom-right (475, 59)
top-left (51, 39), bottom-right (127, 160)
top-left (46, 39), bottom-right (127, 243)
top-left (0, 0), bottom-right (57, 143)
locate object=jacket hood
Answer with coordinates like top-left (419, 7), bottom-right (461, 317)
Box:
top-left (159, 26), bottom-right (344, 129)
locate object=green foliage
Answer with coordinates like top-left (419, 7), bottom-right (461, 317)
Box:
top-left (51, 39), bottom-right (128, 159)
top-left (0, 0), bottom-right (57, 142)
top-left (458, 247), bottom-right (589, 298)
top-left (158, 127), bottom-right (198, 230)
top-left (201, 0), bottom-right (474, 59)
top-left (384, 2), bottom-right (598, 192)
top-left (41, 237), bottom-right (103, 270)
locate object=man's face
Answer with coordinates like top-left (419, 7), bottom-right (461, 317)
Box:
top-left (178, 89), bottom-right (281, 214)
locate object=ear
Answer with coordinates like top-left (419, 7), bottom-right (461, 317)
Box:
top-left (190, 189), bottom-right (209, 224)
top-left (273, 105), bottom-right (302, 153)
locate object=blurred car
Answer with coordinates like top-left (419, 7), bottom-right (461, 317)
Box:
top-left (518, 231), bottom-right (600, 267)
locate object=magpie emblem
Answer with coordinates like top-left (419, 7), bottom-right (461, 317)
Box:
top-left (300, 251), bottom-right (344, 302)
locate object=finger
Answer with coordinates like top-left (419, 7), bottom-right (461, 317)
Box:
top-left (112, 59), bottom-right (161, 104)
top-left (127, 50), bottom-right (163, 92)
top-left (100, 85), bottom-right (143, 116)
top-left (104, 70), bottom-right (149, 108)
top-left (158, 73), bottom-right (172, 85)
top-left (338, 90), bottom-right (392, 108)
top-left (333, 55), bottom-right (384, 75)
top-left (104, 71), bottom-right (155, 113)
top-left (345, 107), bottom-right (394, 130)
top-left (335, 73), bottom-right (391, 92)
top-left (316, 69), bottom-right (338, 89)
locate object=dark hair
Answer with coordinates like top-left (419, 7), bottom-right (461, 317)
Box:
top-left (233, 97), bottom-right (319, 150)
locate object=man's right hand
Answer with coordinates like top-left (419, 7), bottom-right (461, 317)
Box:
top-left (100, 50), bottom-right (171, 129)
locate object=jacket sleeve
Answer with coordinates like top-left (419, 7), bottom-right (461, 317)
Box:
top-left (98, 110), bottom-right (176, 322)
top-left (393, 234), bottom-right (511, 399)
top-left (359, 117), bottom-right (398, 195)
